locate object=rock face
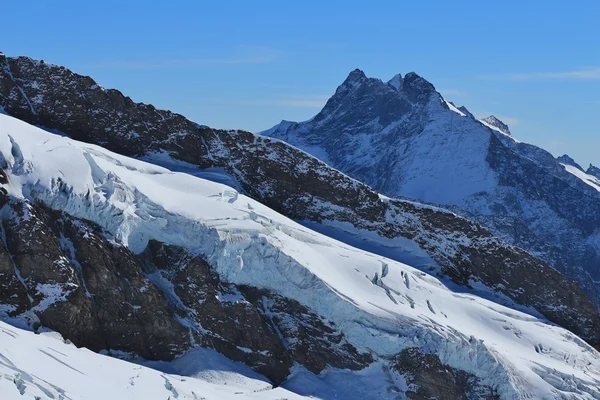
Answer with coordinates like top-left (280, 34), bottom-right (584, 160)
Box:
top-left (588, 164), bottom-right (600, 180)
top-left (0, 193), bottom-right (191, 361)
top-left (391, 348), bottom-right (500, 400)
top-left (240, 287), bottom-right (373, 374)
top-left (1, 53), bottom-right (599, 348)
top-left (0, 189), bottom-right (371, 384)
top-left (263, 69), bottom-right (600, 307)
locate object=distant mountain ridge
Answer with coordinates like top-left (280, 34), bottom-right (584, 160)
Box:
top-left (264, 69), bottom-right (600, 306)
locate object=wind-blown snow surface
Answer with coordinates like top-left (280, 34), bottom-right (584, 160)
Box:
top-left (2, 113), bottom-right (600, 398)
top-left (0, 320), bottom-right (306, 399)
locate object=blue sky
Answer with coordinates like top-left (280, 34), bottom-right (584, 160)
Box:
top-left (2, 0), bottom-right (599, 166)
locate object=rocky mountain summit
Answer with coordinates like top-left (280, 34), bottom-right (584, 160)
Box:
top-left (264, 69), bottom-right (600, 307)
top-left (557, 154), bottom-right (585, 171)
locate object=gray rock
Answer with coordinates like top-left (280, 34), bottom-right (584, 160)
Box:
top-left (390, 348), bottom-right (500, 400)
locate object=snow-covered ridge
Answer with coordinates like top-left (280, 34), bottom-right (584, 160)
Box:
top-left (2, 113), bottom-right (600, 398)
top-left (560, 162), bottom-right (600, 192)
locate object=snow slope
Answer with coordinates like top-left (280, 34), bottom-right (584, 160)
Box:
top-left (2, 113), bottom-right (600, 398)
top-left (0, 320), bottom-right (307, 399)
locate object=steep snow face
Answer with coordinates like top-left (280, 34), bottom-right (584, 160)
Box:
top-left (2, 113), bottom-right (600, 398)
top-left (262, 70), bottom-right (600, 305)
top-left (0, 321), bottom-right (307, 400)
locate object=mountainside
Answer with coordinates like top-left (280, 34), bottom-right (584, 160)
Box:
top-left (1, 53), bottom-right (598, 347)
top-left (2, 109), bottom-right (600, 398)
top-left (0, 320), bottom-right (312, 400)
top-left (263, 69), bottom-right (600, 305)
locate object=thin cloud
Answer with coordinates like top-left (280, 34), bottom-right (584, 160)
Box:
top-left (499, 116), bottom-right (520, 125)
top-left (438, 89), bottom-right (467, 97)
top-left (256, 95), bottom-right (330, 108)
top-left (477, 67), bottom-right (600, 81)
top-left (87, 47), bottom-right (279, 70)
top-left (193, 95), bottom-right (329, 108)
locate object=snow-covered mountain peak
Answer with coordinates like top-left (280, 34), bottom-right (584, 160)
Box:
top-left (261, 64), bottom-right (600, 308)
top-left (480, 115), bottom-right (511, 136)
top-left (387, 73), bottom-right (403, 90)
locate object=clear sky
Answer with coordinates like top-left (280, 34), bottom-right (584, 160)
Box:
top-left (2, 0), bottom-right (599, 167)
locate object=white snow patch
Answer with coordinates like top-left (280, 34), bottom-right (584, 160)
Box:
top-left (561, 163), bottom-right (600, 191)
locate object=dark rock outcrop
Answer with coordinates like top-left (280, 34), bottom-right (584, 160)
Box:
top-left (241, 286), bottom-right (373, 374)
top-left (391, 348), bottom-right (500, 400)
top-left (1, 193), bottom-right (191, 360)
top-left (588, 164), bottom-right (600, 180)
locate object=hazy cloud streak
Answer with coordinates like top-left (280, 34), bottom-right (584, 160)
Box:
top-left (87, 47), bottom-right (279, 70)
top-left (477, 67), bottom-right (600, 81)
top-left (192, 95), bottom-right (330, 108)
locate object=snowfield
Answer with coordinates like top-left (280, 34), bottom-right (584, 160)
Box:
top-left (1, 112), bottom-right (600, 399)
top-left (0, 320), bottom-right (307, 399)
